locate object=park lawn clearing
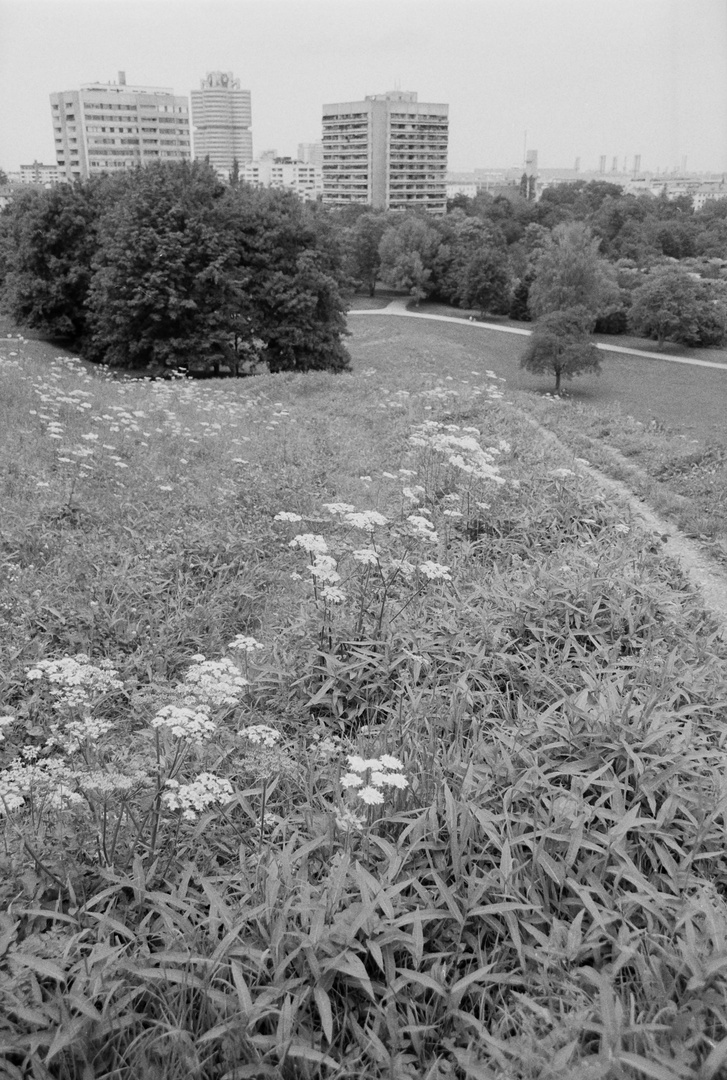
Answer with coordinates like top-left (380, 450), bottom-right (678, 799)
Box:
top-left (1, 323), bottom-right (727, 1078)
top-left (350, 311), bottom-right (727, 569)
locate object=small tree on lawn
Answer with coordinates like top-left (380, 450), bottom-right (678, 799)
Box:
top-left (520, 306), bottom-right (602, 393)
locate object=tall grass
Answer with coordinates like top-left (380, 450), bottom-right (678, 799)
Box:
top-left (1, 332), bottom-right (726, 1079)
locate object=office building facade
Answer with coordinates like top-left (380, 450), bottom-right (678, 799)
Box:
top-left (191, 71), bottom-right (252, 175)
top-left (50, 72), bottom-right (191, 181)
top-left (321, 90), bottom-right (448, 213)
top-left (242, 156), bottom-right (322, 200)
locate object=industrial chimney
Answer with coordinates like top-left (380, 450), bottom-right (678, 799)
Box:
top-left (633, 154), bottom-right (641, 175)
top-left (118, 71), bottom-right (126, 86)
top-left (599, 155), bottom-right (606, 174)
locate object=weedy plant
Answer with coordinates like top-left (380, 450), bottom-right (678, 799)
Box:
top-left (1, 331), bottom-right (727, 1079)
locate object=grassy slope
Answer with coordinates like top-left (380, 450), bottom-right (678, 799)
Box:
top-left (1, 324), bottom-right (727, 1078)
top-left (351, 312), bottom-right (727, 566)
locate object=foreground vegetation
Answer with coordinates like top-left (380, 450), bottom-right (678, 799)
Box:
top-left (1, 324), bottom-right (727, 1079)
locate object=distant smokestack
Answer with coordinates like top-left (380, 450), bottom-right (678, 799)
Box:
top-left (574, 157), bottom-right (580, 172)
top-left (118, 71), bottom-right (126, 86)
top-left (611, 156), bottom-right (618, 172)
top-left (599, 155), bottom-right (606, 174)
top-left (633, 154), bottom-right (641, 174)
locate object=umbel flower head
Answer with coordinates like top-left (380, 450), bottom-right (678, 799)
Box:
top-left (163, 773), bottom-right (233, 821)
top-left (341, 754), bottom-right (408, 806)
top-left (182, 656), bottom-right (248, 707)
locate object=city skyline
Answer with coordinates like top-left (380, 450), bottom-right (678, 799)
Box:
top-left (1, 0), bottom-right (726, 177)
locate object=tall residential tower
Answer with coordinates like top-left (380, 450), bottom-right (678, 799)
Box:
top-left (321, 90), bottom-right (448, 213)
top-left (191, 72), bottom-right (252, 175)
top-left (50, 72), bottom-right (191, 181)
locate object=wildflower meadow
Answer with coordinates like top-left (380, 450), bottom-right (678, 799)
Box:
top-left (1, 326), bottom-right (727, 1080)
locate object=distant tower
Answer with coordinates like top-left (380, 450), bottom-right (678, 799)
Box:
top-left (599, 155), bottom-right (606, 174)
top-left (611, 156), bottom-right (618, 172)
top-left (297, 141), bottom-right (323, 168)
top-left (574, 156), bottom-right (580, 172)
top-left (191, 72), bottom-right (252, 175)
top-left (633, 154), bottom-right (641, 175)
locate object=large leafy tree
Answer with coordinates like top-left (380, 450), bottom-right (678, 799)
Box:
top-left (86, 164), bottom-right (350, 374)
top-left (220, 184), bottom-right (350, 373)
top-left (430, 212), bottom-right (510, 311)
top-left (378, 215), bottom-right (442, 304)
top-left (0, 179), bottom-right (111, 340)
top-left (528, 221), bottom-right (620, 320)
top-left (86, 161), bottom-right (237, 370)
top-left (345, 212), bottom-right (388, 297)
top-left (628, 265), bottom-right (727, 348)
top-left (519, 306), bottom-right (602, 392)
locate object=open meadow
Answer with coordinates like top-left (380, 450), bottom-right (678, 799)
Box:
top-left (1, 321), bottom-right (727, 1079)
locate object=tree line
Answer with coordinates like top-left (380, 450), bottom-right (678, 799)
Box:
top-left (2, 166), bottom-right (727, 379)
top-left (0, 161), bottom-right (350, 375)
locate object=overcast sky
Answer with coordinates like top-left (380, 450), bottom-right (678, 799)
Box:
top-left (1, 0), bottom-right (726, 175)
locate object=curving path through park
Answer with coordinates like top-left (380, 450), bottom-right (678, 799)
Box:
top-left (350, 298), bottom-right (727, 370)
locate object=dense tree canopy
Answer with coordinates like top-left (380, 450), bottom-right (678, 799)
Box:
top-left (0, 162), bottom-right (351, 375)
top-left (528, 222), bottom-right (620, 320)
top-left (628, 266), bottom-right (727, 348)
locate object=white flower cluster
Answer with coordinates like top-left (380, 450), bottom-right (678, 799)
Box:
top-left (0, 757), bottom-right (82, 815)
top-left (289, 533), bottom-right (329, 554)
top-left (410, 422), bottom-right (506, 486)
top-left (79, 768), bottom-right (150, 795)
top-left (402, 485), bottom-right (426, 503)
top-left (418, 561), bottom-right (452, 582)
top-left (340, 754), bottom-right (409, 806)
top-left (151, 703), bottom-right (217, 741)
top-left (163, 773), bottom-right (233, 821)
top-left (50, 715), bottom-right (114, 753)
top-left (407, 514), bottom-right (439, 545)
top-left (274, 511), bottom-right (303, 522)
top-left (25, 655), bottom-right (123, 712)
top-left (344, 510), bottom-right (388, 532)
top-left (308, 553), bottom-right (340, 584)
top-left (351, 548), bottom-right (379, 566)
top-left (183, 656), bottom-right (248, 707)
top-left (239, 724), bottom-right (280, 747)
top-left (323, 502), bottom-right (355, 516)
top-left (228, 635), bottom-right (265, 653)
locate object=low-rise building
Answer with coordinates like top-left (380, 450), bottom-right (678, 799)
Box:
top-left (19, 161), bottom-right (59, 186)
top-left (241, 156), bottom-right (322, 200)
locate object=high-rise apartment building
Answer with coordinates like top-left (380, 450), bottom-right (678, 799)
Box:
top-left (321, 91), bottom-right (448, 213)
top-left (50, 72), bottom-right (191, 181)
top-left (191, 72), bottom-right (252, 175)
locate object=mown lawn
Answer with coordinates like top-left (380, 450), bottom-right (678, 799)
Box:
top-left (1, 323), bottom-right (727, 1079)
